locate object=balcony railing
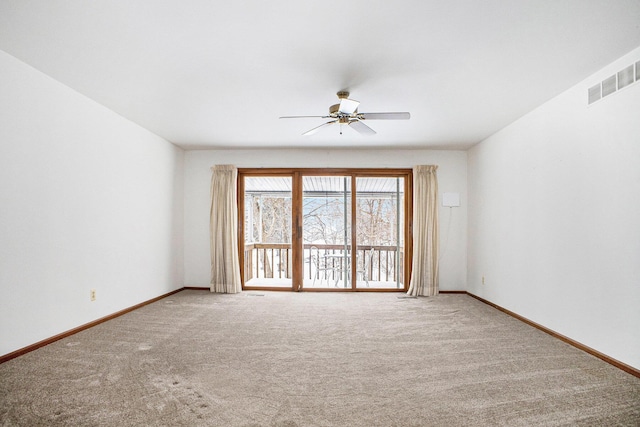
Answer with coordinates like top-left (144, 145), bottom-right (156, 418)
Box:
top-left (243, 243), bottom-right (404, 286)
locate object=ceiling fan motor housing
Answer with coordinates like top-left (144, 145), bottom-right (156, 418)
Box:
top-left (329, 103), bottom-right (340, 115)
top-left (329, 103), bottom-right (357, 116)
top-left (330, 90), bottom-right (358, 116)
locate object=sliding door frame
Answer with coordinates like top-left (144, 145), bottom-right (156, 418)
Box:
top-left (238, 168), bottom-right (413, 292)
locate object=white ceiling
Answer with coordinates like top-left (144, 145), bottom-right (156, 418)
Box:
top-left (1, 1), bottom-right (639, 150)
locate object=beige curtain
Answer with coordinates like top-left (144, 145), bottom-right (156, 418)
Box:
top-left (210, 165), bottom-right (242, 293)
top-left (407, 165), bottom-right (439, 297)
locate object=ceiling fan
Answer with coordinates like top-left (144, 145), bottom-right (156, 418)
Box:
top-left (280, 91), bottom-right (410, 136)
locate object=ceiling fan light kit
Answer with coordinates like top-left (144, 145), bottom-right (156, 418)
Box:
top-left (280, 91), bottom-right (410, 136)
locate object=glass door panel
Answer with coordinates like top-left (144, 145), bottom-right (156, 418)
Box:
top-left (243, 176), bottom-right (292, 288)
top-left (355, 177), bottom-right (404, 289)
top-left (302, 176), bottom-right (352, 288)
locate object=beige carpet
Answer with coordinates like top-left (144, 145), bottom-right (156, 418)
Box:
top-left (1, 290), bottom-right (638, 426)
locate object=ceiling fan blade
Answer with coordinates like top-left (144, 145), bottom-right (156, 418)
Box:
top-left (302, 120), bottom-right (337, 136)
top-left (349, 120), bottom-right (376, 135)
top-left (339, 98), bottom-right (360, 114)
top-left (280, 115), bottom-right (329, 119)
top-left (359, 112), bottom-right (410, 120)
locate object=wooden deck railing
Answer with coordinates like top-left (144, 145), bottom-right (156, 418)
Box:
top-left (243, 243), bottom-right (403, 284)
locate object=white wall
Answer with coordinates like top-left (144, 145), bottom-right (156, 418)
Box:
top-left (184, 149), bottom-right (467, 291)
top-left (0, 51), bottom-right (184, 357)
top-left (468, 47), bottom-right (640, 369)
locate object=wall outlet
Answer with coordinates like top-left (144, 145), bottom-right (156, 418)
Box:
top-left (90, 289), bottom-right (96, 301)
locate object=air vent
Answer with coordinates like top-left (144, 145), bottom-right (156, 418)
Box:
top-left (617, 64), bottom-right (634, 89)
top-left (602, 75), bottom-right (617, 97)
top-left (587, 59), bottom-right (638, 105)
top-left (588, 84), bottom-right (601, 104)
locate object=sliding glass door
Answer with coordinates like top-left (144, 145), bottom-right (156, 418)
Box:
top-left (242, 176), bottom-right (293, 288)
top-left (302, 176), bottom-right (351, 288)
top-left (355, 177), bottom-right (404, 289)
top-left (238, 169), bottom-right (411, 291)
